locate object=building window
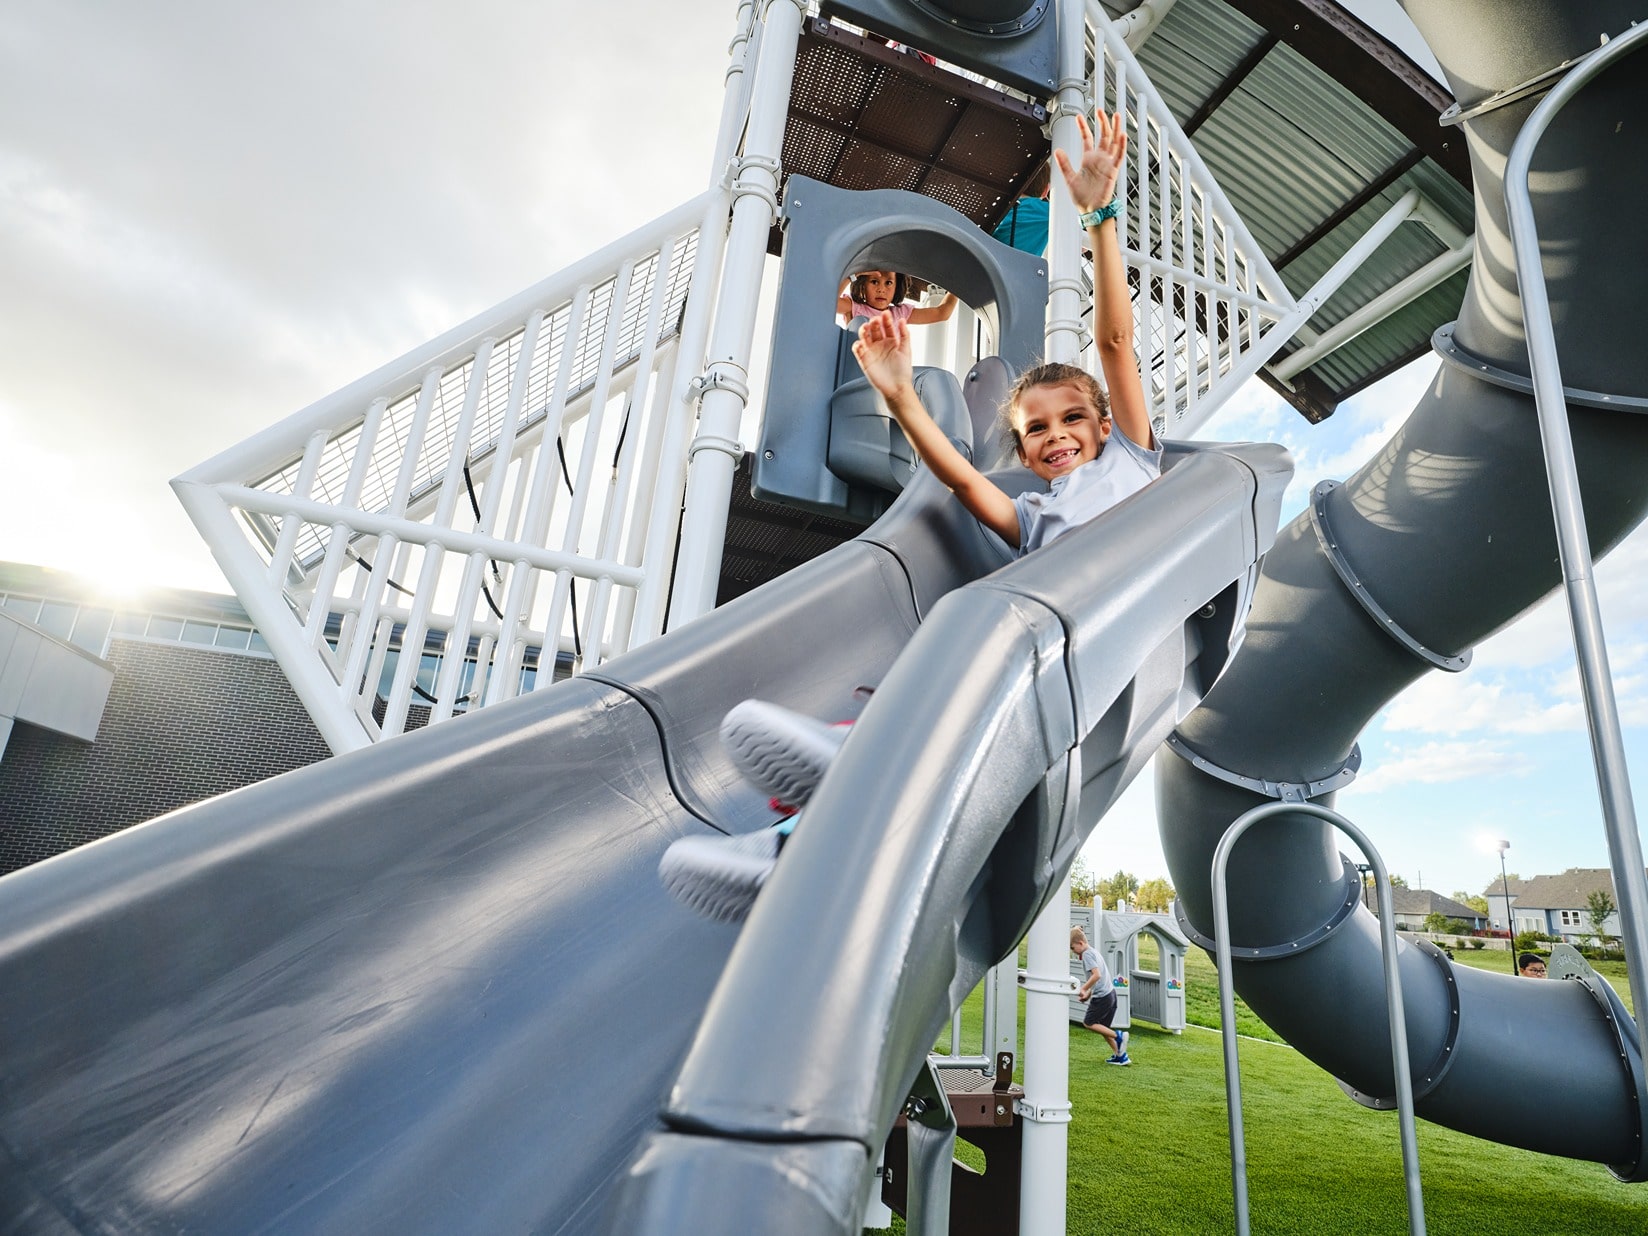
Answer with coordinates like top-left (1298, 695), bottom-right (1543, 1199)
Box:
top-left (71, 607), bottom-right (114, 654)
top-left (214, 625), bottom-right (253, 651)
top-left (180, 620), bottom-right (218, 646)
top-left (1560, 909), bottom-right (1582, 926)
top-left (1, 594), bottom-right (43, 623)
top-left (35, 601), bottom-right (77, 641)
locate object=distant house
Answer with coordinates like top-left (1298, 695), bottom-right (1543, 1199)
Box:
top-left (1484, 876), bottom-right (1527, 933)
top-left (1488, 867), bottom-right (1639, 944)
top-left (1378, 888), bottom-right (1486, 933)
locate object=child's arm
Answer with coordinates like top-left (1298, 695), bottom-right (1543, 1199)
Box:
top-left (837, 277), bottom-right (854, 320)
top-left (906, 291), bottom-right (958, 325)
top-left (1077, 962), bottom-right (1099, 1000)
top-left (853, 311), bottom-right (1021, 547)
top-left (1055, 110), bottom-right (1154, 451)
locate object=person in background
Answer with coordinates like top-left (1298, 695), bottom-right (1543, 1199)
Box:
top-left (1518, 952), bottom-right (1547, 977)
top-left (837, 270), bottom-right (958, 329)
top-left (991, 162), bottom-right (1052, 256)
top-left (1072, 926), bottom-right (1130, 1064)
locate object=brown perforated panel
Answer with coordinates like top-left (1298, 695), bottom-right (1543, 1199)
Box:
top-left (771, 19), bottom-right (1051, 254)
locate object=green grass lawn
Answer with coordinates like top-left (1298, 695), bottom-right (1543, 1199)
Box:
top-left (886, 946), bottom-right (1646, 1233)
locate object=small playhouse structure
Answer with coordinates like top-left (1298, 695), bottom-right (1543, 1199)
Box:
top-left (1069, 903), bottom-right (1188, 1034)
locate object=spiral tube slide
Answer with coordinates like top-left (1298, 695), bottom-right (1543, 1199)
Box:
top-left (1162, 0), bottom-right (1648, 1178)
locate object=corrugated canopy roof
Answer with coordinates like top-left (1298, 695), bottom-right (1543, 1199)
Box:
top-left (1116, 0), bottom-right (1472, 420)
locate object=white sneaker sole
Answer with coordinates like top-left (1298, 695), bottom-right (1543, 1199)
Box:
top-left (658, 830), bottom-right (781, 924)
top-left (721, 700), bottom-right (848, 808)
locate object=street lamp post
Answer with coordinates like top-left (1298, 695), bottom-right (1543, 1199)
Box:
top-left (1496, 839), bottom-right (1515, 974)
top-left (1356, 863), bottom-right (1373, 913)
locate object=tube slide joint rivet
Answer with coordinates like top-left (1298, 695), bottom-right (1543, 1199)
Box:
top-left (1164, 730), bottom-right (1360, 803)
top-left (1310, 480), bottom-right (1472, 673)
top-left (1173, 854), bottom-right (1364, 962)
top-left (1432, 323), bottom-right (1648, 414)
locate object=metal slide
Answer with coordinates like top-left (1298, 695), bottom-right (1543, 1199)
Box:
top-left (0, 441), bottom-right (1287, 1232)
top-left (1161, 0), bottom-right (1648, 1179)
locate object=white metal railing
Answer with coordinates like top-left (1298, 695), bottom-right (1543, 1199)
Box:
top-left (1086, 1), bottom-right (1297, 439)
top-left (174, 190), bottom-right (728, 752)
top-left (1082, 2), bottom-right (1470, 440)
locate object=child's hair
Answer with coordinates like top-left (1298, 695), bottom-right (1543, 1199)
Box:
top-left (848, 270), bottom-right (911, 305)
top-left (1070, 926), bottom-right (1088, 949)
top-left (1021, 161), bottom-right (1052, 198)
top-left (999, 362), bottom-right (1112, 455)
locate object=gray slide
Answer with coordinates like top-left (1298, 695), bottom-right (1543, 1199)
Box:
top-left (0, 437), bottom-right (1287, 1231)
top-left (1161, 0), bottom-right (1648, 1180)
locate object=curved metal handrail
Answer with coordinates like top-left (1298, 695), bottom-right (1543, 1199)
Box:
top-left (1211, 801), bottom-right (1426, 1236)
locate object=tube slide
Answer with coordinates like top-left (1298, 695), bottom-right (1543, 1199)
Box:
top-left (609, 439), bottom-right (1290, 1232)
top-left (1161, 0), bottom-right (1648, 1177)
top-left (0, 441), bottom-right (1287, 1232)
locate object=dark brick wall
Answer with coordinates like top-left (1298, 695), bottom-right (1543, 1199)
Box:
top-left (0, 639), bottom-right (332, 874)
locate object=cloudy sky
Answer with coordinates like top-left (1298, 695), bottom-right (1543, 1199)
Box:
top-left (4, 1), bottom-right (1644, 904)
top-left (0, 1), bottom-right (728, 591)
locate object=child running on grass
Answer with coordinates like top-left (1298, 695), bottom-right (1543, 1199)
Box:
top-left (661, 109), bottom-right (1159, 923)
top-left (1072, 926), bottom-right (1130, 1063)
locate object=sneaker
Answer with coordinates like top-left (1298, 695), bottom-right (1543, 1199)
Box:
top-left (659, 826), bottom-right (785, 923)
top-left (1106, 1053), bottom-right (1132, 1066)
top-left (721, 700), bottom-right (851, 811)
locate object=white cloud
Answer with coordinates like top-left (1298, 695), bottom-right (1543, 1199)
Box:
top-left (1349, 739), bottom-right (1530, 793)
top-left (0, 1), bottom-right (729, 592)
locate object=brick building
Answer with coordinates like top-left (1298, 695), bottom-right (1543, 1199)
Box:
top-left (0, 562), bottom-right (332, 874)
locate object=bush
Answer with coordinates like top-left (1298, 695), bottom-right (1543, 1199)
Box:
top-left (1469, 939), bottom-right (1485, 949)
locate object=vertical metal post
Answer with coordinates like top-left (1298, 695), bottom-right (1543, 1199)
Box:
top-left (1016, 14), bottom-right (1089, 1231)
top-left (1017, 873), bottom-right (1074, 1236)
top-left (629, 189), bottom-right (735, 646)
top-left (1212, 801), bottom-right (1426, 1236)
top-left (666, 0), bottom-right (808, 628)
top-left (1044, 0), bottom-right (1088, 369)
top-left (1502, 21), bottom-right (1648, 1070)
top-left (1497, 841), bottom-right (1516, 972)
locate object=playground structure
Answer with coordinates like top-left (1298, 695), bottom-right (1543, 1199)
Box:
top-left (1069, 903), bottom-right (1190, 1034)
top-left (1, 1), bottom-right (1647, 1234)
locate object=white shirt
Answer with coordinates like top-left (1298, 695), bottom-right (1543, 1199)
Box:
top-left (1012, 430), bottom-right (1163, 556)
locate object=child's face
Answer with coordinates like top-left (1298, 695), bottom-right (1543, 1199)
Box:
top-left (858, 271), bottom-right (898, 311)
top-left (1013, 382), bottom-right (1111, 481)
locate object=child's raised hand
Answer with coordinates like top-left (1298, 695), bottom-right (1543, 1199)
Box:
top-left (851, 310), bottom-right (914, 398)
top-left (1054, 110), bottom-right (1127, 215)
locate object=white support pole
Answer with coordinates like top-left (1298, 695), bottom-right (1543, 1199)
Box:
top-left (1018, 875), bottom-right (1076, 1236)
top-left (1045, 0), bottom-right (1089, 369)
top-left (1105, 0), bottom-right (1179, 50)
top-left (665, 0), bottom-right (808, 629)
top-left (712, 1), bottom-right (762, 177)
top-left (629, 189), bottom-right (735, 647)
top-left (1016, 13), bottom-right (1087, 1235)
